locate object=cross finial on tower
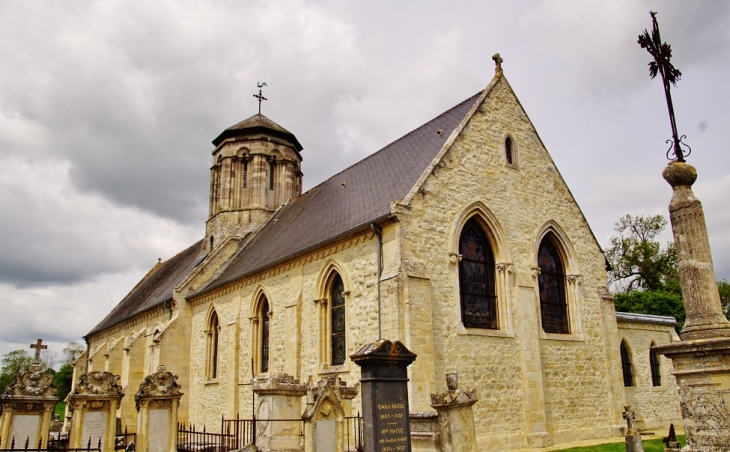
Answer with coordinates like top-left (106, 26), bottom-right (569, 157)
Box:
top-left (492, 53), bottom-right (504, 75)
top-left (253, 82), bottom-right (268, 115)
top-left (30, 338), bottom-right (47, 361)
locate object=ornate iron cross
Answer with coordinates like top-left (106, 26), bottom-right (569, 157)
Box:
top-left (638, 11), bottom-right (690, 162)
top-left (30, 338), bottom-right (47, 360)
top-left (253, 82), bottom-right (268, 114)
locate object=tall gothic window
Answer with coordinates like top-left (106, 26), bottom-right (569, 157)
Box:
top-left (207, 311), bottom-right (219, 380)
top-left (458, 218), bottom-right (497, 329)
top-left (537, 235), bottom-right (569, 334)
top-left (621, 341), bottom-right (634, 387)
top-left (650, 343), bottom-right (661, 386)
top-left (330, 274), bottom-right (346, 365)
top-left (260, 298), bottom-right (270, 373)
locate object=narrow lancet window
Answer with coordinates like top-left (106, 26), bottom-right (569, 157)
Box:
top-left (537, 235), bottom-right (569, 334)
top-left (243, 160), bottom-right (248, 188)
top-left (207, 311), bottom-right (219, 380)
top-left (621, 341), bottom-right (634, 387)
top-left (458, 218), bottom-right (498, 329)
top-left (331, 274), bottom-right (346, 365)
top-left (505, 136), bottom-right (514, 165)
top-left (650, 344), bottom-right (661, 386)
top-left (269, 161), bottom-right (275, 190)
top-left (261, 299), bottom-right (270, 373)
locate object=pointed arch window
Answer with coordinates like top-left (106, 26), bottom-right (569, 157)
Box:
top-left (458, 218), bottom-right (498, 329)
top-left (206, 311), bottom-right (220, 380)
top-left (621, 341), bottom-right (634, 387)
top-left (505, 136), bottom-right (514, 165)
top-left (331, 274), bottom-right (346, 366)
top-left (537, 235), bottom-right (569, 334)
top-left (260, 298), bottom-right (270, 373)
top-left (269, 160), bottom-right (275, 190)
top-left (650, 343), bottom-right (661, 386)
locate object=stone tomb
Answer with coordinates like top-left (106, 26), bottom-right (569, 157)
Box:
top-left (302, 376), bottom-right (358, 452)
top-left (0, 362), bottom-right (58, 449)
top-left (253, 374), bottom-right (307, 451)
top-left (351, 340), bottom-right (416, 452)
top-left (68, 371), bottom-right (124, 451)
top-left (430, 372), bottom-right (478, 452)
top-left (134, 365), bottom-right (183, 452)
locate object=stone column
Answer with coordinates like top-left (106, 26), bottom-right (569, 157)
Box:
top-left (134, 365), bottom-right (183, 452)
top-left (430, 372), bottom-right (478, 452)
top-left (653, 161), bottom-right (730, 451)
top-left (0, 362), bottom-right (58, 449)
top-left (351, 340), bottom-right (416, 452)
top-left (253, 374), bottom-right (306, 451)
top-left (68, 371), bottom-right (124, 452)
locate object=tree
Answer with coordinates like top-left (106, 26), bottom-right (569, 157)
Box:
top-left (719, 280), bottom-right (730, 320)
top-left (605, 214), bottom-right (679, 293)
top-left (614, 290), bottom-right (686, 330)
top-left (52, 364), bottom-right (74, 402)
top-left (62, 342), bottom-right (85, 367)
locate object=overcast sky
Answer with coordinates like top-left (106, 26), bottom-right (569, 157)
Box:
top-left (1, 0), bottom-right (729, 360)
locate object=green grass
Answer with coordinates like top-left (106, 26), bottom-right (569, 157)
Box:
top-left (553, 436), bottom-right (686, 452)
top-left (53, 402), bottom-right (66, 418)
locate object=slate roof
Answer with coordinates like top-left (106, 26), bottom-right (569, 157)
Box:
top-left (88, 89), bottom-right (482, 335)
top-left (205, 91), bottom-right (482, 292)
top-left (87, 239), bottom-right (204, 336)
top-left (212, 113), bottom-right (303, 150)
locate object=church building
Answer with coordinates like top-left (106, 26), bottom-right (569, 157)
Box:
top-left (77, 59), bottom-right (682, 450)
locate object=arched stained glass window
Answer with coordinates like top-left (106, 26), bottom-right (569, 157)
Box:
top-left (537, 235), bottom-right (569, 334)
top-left (331, 275), bottom-right (346, 365)
top-left (650, 343), bottom-right (661, 386)
top-left (458, 219), bottom-right (497, 329)
top-left (260, 298), bottom-right (270, 373)
top-left (621, 341), bottom-right (634, 387)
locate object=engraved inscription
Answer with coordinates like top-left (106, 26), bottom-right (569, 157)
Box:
top-left (81, 411), bottom-right (106, 447)
top-left (11, 414), bottom-right (39, 447)
top-left (376, 402), bottom-right (408, 451)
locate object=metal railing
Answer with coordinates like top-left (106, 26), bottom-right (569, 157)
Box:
top-left (177, 423), bottom-right (235, 452)
top-left (0, 436), bottom-right (100, 452)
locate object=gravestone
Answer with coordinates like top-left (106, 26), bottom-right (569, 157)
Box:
top-left (253, 373), bottom-right (306, 451)
top-left (622, 405), bottom-right (644, 452)
top-left (351, 340), bottom-right (416, 452)
top-left (430, 372), bottom-right (478, 452)
top-left (134, 365), bottom-right (183, 452)
top-left (68, 371), bottom-right (124, 452)
top-left (663, 424), bottom-right (681, 452)
top-left (0, 341), bottom-right (58, 449)
top-left (301, 376), bottom-right (358, 452)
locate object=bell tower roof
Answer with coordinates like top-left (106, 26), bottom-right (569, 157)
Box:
top-left (212, 113), bottom-right (303, 151)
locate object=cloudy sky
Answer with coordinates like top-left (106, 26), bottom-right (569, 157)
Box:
top-left (1, 0), bottom-right (729, 361)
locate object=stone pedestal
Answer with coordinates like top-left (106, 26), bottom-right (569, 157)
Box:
top-left (654, 161), bottom-right (730, 451)
top-left (253, 374), bottom-right (306, 451)
top-left (134, 365), bottom-right (183, 452)
top-left (430, 372), bottom-right (478, 452)
top-left (68, 371), bottom-right (124, 452)
top-left (0, 363), bottom-right (58, 449)
top-left (625, 434), bottom-right (645, 452)
top-left (301, 376), bottom-right (358, 452)
top-left (351, 340), bottom-right (416, 452)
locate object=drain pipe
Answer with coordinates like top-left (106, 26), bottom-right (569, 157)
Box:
top-left (370, 223), bottom-right (383, 340)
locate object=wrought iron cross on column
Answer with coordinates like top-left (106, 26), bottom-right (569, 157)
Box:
top-left (638, 11), bottom-right (690, 162)
top-left (30, 338), bottom-right (47, 361)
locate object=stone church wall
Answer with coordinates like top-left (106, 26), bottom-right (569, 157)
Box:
top-left (617, 315), bottom-right (683, 431)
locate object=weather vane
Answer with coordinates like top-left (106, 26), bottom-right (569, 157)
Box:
top-left (638, 11), bottom-right (690, 162)
top-left (253, 82), bottom-right (268, 115)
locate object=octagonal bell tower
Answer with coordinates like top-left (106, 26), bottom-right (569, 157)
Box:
top-left (206, 113), bottom-right (303, 251)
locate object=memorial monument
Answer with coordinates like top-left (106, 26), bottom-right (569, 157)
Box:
top-left (67, 370), bottom-right (124, 452)
top-left (639, 11), bottom-right (730, 451)
top-left (134, 365), bottom-right (183, 452)
top-left (0, 339), bottom-right (58, 449)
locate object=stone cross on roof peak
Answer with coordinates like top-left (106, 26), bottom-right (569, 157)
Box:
top-left (492, 53), bottom-right (504, 75)
top-left (30, 338), bottom-right (47, 361)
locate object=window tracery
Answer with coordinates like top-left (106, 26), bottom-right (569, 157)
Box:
top-left (537, 235), bottom-right (569, 334)
top-left (458, 218), bottom-right (497, 329)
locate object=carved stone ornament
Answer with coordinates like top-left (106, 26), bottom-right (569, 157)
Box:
top-left (71, 371), bottom-right (123, 397)
top-left (430, 372), bottom-right (478, 409)
top-left (302, 375), bottom-right (359, 420)
top-left (1, 364), bottom-right (57, 399)
top-left (253, 373), bottom-right (306, 397)
top-left (134, 365), bottom-right (183, 410)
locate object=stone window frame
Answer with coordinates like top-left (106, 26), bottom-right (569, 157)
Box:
top-left (450, 202), bottom-right (514, 338)
top-left (532, 222), bottom-right (585, 342)
top-left (205, 308), bottom-right (221, 382)
top-left (315, 260), bottom-right (352, 373)
top-left (503, 133), bottom-right (518, 169)
top-left (620, 340), bottom-right (635, 387)
top-left (250, 287), bottom-right (273, 377)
